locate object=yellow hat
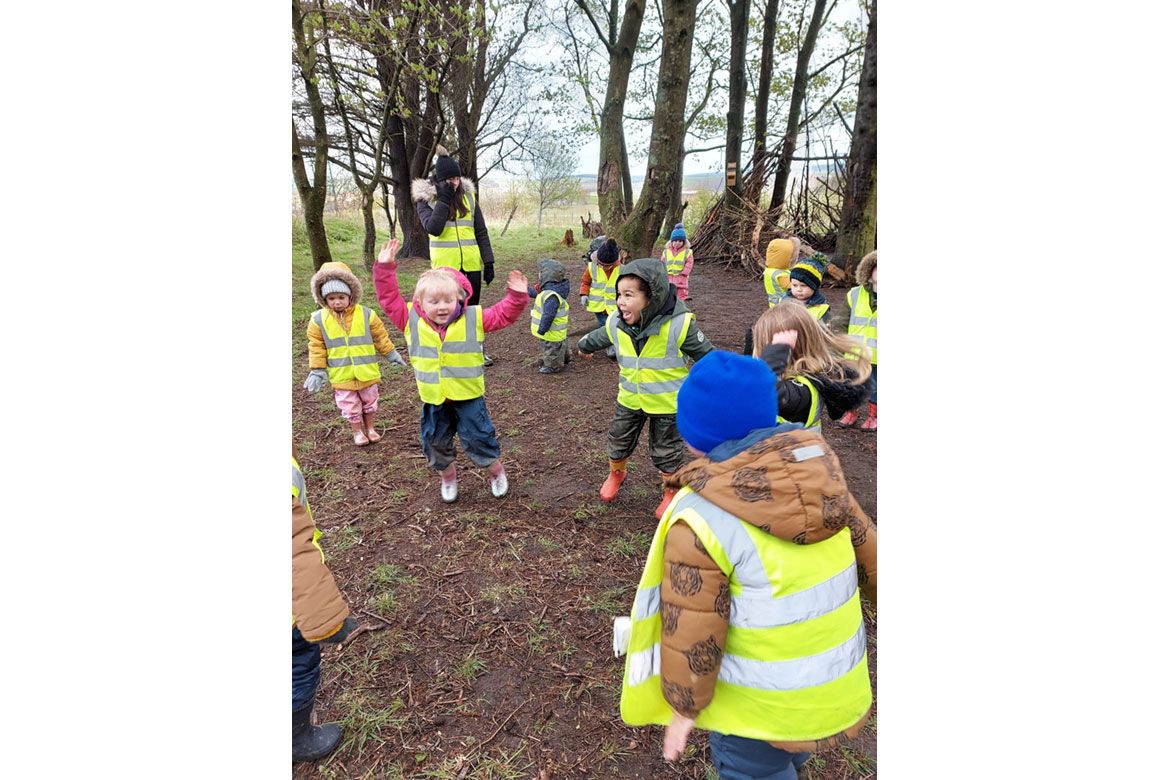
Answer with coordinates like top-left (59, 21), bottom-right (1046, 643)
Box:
top-left (765, 237), bottom-right (800, 269)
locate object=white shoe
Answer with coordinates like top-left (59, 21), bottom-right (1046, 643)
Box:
top-left (440, 478), bottom-right (458, 503)
top-left (490, 470), bottom-right (508, 498)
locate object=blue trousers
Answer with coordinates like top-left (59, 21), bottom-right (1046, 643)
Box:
top-left (594, 311), bottom-right (608, 327)
top-left (869, 364), bottom-right (878, 403)
top-left (708, 732), bottom-right (809, 780)
top-left (419, 396), bottom-right (500, 470)
top-left (292, 627), bottom-right (321, 711)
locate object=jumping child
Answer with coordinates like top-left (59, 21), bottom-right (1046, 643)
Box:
top-left (529, 258), bottom-right (572, 374)
top-left (834, 249), bottom-right (877, 430)
top-left (579, 237), bottom-right (622, 359)
top-left (578, 258), bottom-right (713, 519)
top-left (303, 261), bottom-right (407, 446)
top-left (662, 223), bottom-right (694, 301)
top-left (373, 239), bottom-right (529, 502)
top-left (783, 252), bottom-right (831, 323)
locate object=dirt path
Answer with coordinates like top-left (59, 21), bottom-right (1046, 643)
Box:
top-left (293, 258), bottom-right (876, 779)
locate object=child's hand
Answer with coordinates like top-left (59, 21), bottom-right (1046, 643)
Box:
top-left (771, 329), bottom-right (798, 348)
top-left (377, 238), bottom-right (400, 265)
top-left (506, 269), bottom-right (528, 293)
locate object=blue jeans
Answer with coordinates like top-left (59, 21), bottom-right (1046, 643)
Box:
top-left (292, 627), bottom-right (321, 711)
top-left (708, 732), bottom-right (809, 780)
top-left (419, 396), bottom-right (500, 470)
top-left (869, 364), bottom-right (877, 403)
top-left (594, 311), bottom-right (608, 327)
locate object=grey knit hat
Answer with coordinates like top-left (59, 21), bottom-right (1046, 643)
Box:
top-left (321, 279), bottom-right (352, 298)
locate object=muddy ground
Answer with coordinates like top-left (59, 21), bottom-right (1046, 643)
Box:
top-left (292, 258), bottom-right (876, 779)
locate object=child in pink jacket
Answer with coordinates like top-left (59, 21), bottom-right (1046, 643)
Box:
top-left (373, 239), bottom-right (529, 502)
top-left (662, 223), bottom-right (694, 301)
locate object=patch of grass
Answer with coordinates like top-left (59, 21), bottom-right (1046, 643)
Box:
top-left (481, 583), bottom-right (524, 604)
top-left (326, 525), bottom-right (362, 553)
top-left (581, 585), bottom-right (631, 616)
top-left (535, 535), bottom-right (559, 551)
top-left (371, 563), bottom-right (418, 588)
top-left (605, 530), bottom-right (652, 558)
top-left (571, 505), bottom-right (592, 521)
top-left (454, 652), bottom-right (487, 683)
top-left (837, 746), bottom-right (874, 776)
top-left (627, 481), bottom-right (651, 500)
top-left (385, 488), bottom-right (408, 501)
top-left (368, 592), bottom-right (398, 617)
top-left (597, 740), bottom-right (631, 762)
top-left (421, 745), bottom-right (531, 780)
top-left (566, 563), bottom-right (584, 579)
top-left (554, 639), bottom-right (576, 663)
top-left (333, 692), bottom-right (406, 760)
top-left (526, 622), bottom-right (549, 654)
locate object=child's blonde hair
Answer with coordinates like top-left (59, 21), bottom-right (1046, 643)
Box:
top-left (414, 269), bottom-right (465, 301)
top-left (751, 300), bottom-right (872, 384)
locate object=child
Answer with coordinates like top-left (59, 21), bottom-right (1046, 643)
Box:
top-left (373, 239), bottom-right (528, 502)
top-left (763, 236), bottom-right (801, 307)
top-left (783, 251), bottom-right (831, 323)
top-left (303, 261), bottom-right (407, 446)
top-left (619, 352), bottom-right (876, 776)
top-left (528, 258), bottom-right (572, 374)
top-left (577, 258), bottom-right (713, 519)
top-left (662, 223), bottom-right (694, 301)
top-left (749, 300), bottom-right (872, 433)
top-left (579, 237), bottom-right (622, 359)
top-left (292, 447), bottom-right (356, 762)
top-left (834, 249), bottom-right (877, 430)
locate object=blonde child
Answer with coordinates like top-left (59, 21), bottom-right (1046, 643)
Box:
top-left (749, 300), bottom-right (871, 432)
top-left (784, 252), bottom-right (831, 323)
top-left (528, 258), bottom-right (572, 374)
top-left (579, 237), bottom-right (622, 359)
top-left (662, 223), bottom-right (694, 301)
top-left (834, 250), bottom-right (877, 430)
top-left (373, 239), bottom-right (529, 502)
top-left (763, 236), bottom-right (800, 307)
top-left (304, 262), bottom-right (406, 446)
top-left (578, 258), bottom-right (713, 519)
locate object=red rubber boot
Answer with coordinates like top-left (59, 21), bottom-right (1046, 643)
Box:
top-left (600, 458), bottom-right (628, 502)
top-left (654, 472), bottom-right (678, 520)
top-left (860, 402), bottom-right (877, 431)
top-left (838, 408), bottom-right (860, 427)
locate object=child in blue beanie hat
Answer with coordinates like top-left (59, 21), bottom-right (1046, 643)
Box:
top-left (676, 351), bottom-right (777, 453)
top-left (662, 223), bottom-right (694, 301)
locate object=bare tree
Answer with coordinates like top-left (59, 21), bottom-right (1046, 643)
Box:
top-left (526, 138), bottom-right (581, 232)
top-left (291, 0), bottom-right (333, 270)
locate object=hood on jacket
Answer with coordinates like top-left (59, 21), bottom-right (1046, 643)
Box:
top-left (617, 257), bottom-right (680, 332)
top-left (666, 425), bottom-right (876, 599)
top-left (537, 258), bottom-right (566, 286)
top-left (765, 237), bottom-right (801, 270)
top-left (411, 177), bottom-right (478, 204)
top-left (310, 261), bottom-right (363, 308)
top-left (856, 250), bottom-right (876, 289)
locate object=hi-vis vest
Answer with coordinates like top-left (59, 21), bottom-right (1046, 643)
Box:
top-left (763, 269), bottom-right (791, 307)
top-left (292, 456), bottom-right (326, 627)
top-left (620, 485), bottom-right (872, 742)
top-left (313, 305), bottom-right (380, 385)
top-left (586, 261), bottom-right (621, 313)
top-left (430, 190), bottom-right (482, 272)
top-left (606, 310), bottom-right (693, 414)
top-left (530, 290), bottom-right (569, 342)
top-left (846, 286), bottom-right (878, 365)
top-left (806, 302), bottom-right (829, 322)
top-left (405, 305), bottom-right (485, 404)
top-left (779, 376), bottom-right (823, 431)
top-left (664, 245), bottom-right (689, 276)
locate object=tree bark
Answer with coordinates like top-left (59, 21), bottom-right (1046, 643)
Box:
top-left (594, 0), bottom-right (647, 232)
top-left (743, 0), bottom-right (780, 206)
top-left (834, 0), bottom-right (877, 271)
top-left (720, 0), bottom-right (750, 239)
top-left (768, 0), bottom-right (828, 211)
top-left (615, 0), bottom-right (698, 256)
top-left (661, 149), bottom-right (685, 239)
top-left (291, 0), bottom-right (332, 270)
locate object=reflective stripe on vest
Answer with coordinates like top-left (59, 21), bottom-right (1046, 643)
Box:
top-left (846, 286), bottom-right (878, 365)
top-left (778, 375), bottom-right (822, 431)
top-left (587, 261), bottom-right (620, 313)
top-left (313, 306), bottom-right (380, 385)
top-left (292, 456), bottom-right (325, 627)
top-left (405, 305), bottom-right (485, 404)
top-left (530, 290), bottom-right (569, 342)
top-left (606, 311), bottom-right (692, 414)
top-left (763, 269), bottom-right (790, 307)
top-left (430, 190), bottom-right (482, 272)
top-left (619, 486), bottom-right (871, 742)
top-left (664, 246), bottom-right (689, 276)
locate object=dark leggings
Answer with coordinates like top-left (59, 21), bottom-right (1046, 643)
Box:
top-left (464, 270), bottom-right (482, 306)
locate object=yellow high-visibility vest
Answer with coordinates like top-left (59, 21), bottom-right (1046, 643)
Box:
top-left (664, 245), bottom-right (689, 276)
top-left (846, 286), bottom-right (878, 365)
top-left (586, 261), bottom-right (621, 313)
top-left (313, 305), bottom-right (380, 386)
top-left (530, 290), bottom-right (569, 342)
top-left (405, 305), bottom-right (486, 404)
top-left (606, 311), bottom-right (693, 414)
top-left (429, 190), bottom-right (482, 272)
top-left (806, 302), bottom-right (829, 322)
top-left (763, 269), bottom-right (790, 307)
top-left (620, 485), bottom-right (872, 742)
top-left (778, 376), bottom-right (822, 431)
top-left (292, 456), bottom-right (326, 627)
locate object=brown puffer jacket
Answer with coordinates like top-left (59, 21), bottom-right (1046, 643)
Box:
top-left (659, 426), bottom-right (876, 752)
top-left (292, 456), bottom-right (350, 641)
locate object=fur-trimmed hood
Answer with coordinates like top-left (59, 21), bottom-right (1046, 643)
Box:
top-left (411, 177), bottom-right (477, 203)
top-left (309, 261), bottom-right (363, 308)
top-left (856, 250), bottom-right (876, 289)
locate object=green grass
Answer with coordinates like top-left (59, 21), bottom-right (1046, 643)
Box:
top-left (481, 583), bottom-right (524, 604)
top-left (371, 562), bottom-right (417, 588)
top-left (605, 530), bottom-right (652, 559)
top-left (333, 692), bottom-right (406, 760)
top-left (454, 652), bottom-right (487, 683)
top-left (581, 585), bottom-right (631, 616)
top-left (535, 535), bottom-right (560, 551)
top-left (325, 525), bottom-right (362, 553)
top-left (837, 746), bottom-right (874, 776)
top-left (420, 745), bottom-right (531, 780)
top-left (368, 591), bottom-right (398, 616)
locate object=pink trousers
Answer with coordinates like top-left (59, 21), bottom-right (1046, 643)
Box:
top-left (334, 385), bottom-right (379, 423)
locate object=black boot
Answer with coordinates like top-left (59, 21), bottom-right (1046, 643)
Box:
top-left (292, 701), bottom-right (342, 763)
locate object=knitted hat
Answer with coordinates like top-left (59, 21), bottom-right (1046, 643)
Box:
top-left (670, 223), bottom-right (686, 242)
top-left (433, 144), bottom-right (461, 181)
top-left (789, 253), bottom-right (828, 290)
top-left (321, 279), bottom-right (352, 299)
top-left (597, 238), bottom-right (619, 265)
top-left (765, 237), bottom-right (800, 270)
top-left (676, 351), bottom-right (778, 453)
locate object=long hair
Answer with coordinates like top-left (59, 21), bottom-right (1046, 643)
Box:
top-left (751, 300), bottom-right (871, 384)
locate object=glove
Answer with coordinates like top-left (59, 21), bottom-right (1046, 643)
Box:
top-left (436, 181), bottom-right (455, 205)
top-left (303, 369), bottom-right (329, 393)
top-left (318, 616), bottom-right (357, 645)
top-left (483, 262), bottom-right (495, 285)
top-left (385, 348), bottom-right (407, 367)
top-left (580, 295), bottom-right (588, 307)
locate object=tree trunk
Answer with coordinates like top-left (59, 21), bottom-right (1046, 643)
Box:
top-left (380, 180), bottom-right (396, 237)
top-left (291, 0), bottom-right (332, 270)
top-left (768, 0), bottom-right (828, 211)
top-left (620, 130), bottom-right (634, 212)
top-left (360, 187), bottom-right (377, 270)
top-left (744, 0), bottom-right (780, 206)
top-left (596, 0), bottom-right (647, 232)
top-left (661, 149), bottom-right (685, 239)
top-left (834, 0), bottom-right (877, 271)
top-left (616, 0), bottom-right (698, 256)
top-left (720, 0), bottom-right (750, 239)
top-left (386, 114), bottom-right (432, 259)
